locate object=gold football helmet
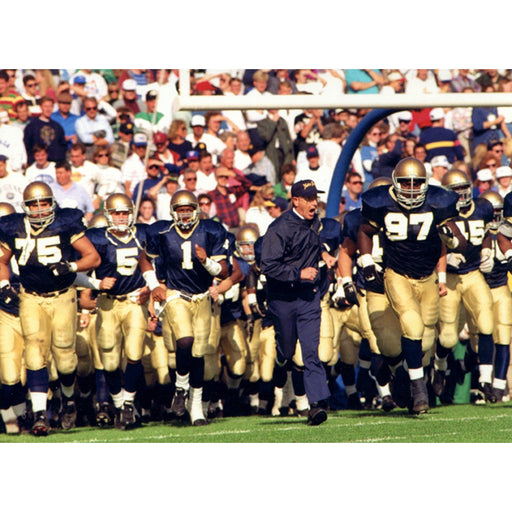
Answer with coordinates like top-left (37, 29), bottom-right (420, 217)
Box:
top-left (0, 202), bottom-right (15, 217)
top-left (480, 190), bottom-right (503, 230)
top-left (391, 157), bottom-right (427, 209)
top-left (369, 176), bottom-right (392, 189)
top-left (104, 193), bottom-right (134, 232)
top-left (88, 212), bottom-right (109, 229)
top-left (235, 225), bottom-right (259, 262)
top-left (170, 190), bottom-right (199, 230)
top-left (441, 169), bottom-right (472, 209)
top-left (22, 181), bottom-right (56, 227)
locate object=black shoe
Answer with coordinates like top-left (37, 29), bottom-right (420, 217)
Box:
top-left (120, 401), bottom-right (139, 430)
top-left (491, 387), bottom-right (505, 403)
top-left (307, 401), bottom-right (328, 426)
top-left (76, 396), bottom-right (96, 427)
top-left (432, 369), bottom-right (446, 397)
top-left (31, 411), bottom-right (50, 436)
top-left (17, 412), bottom-right (33, 434)
top-left (410, 379), bottom-right (429, 415)
top-left (170, 388), bottom-right (188, 418)
top-left (453, 359), bottom-right (467, 386)
top-left (381, 395), bottom-right (397, 412)
top-left (347, 392), bottom-right (362, 410)
top-left (391, 366), bottom-right (411, 408)
top-left (60, 400), bottom-right (77, 430)
top-left (481, 383), bottom-right (496, 404)
top-left (96, 402), bottom-right (113, 428)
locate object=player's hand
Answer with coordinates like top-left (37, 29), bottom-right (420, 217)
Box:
top-left (0, 280), bottom-right (18, 304)
top-left (331, 282), bottom-right (348, 308)
top-left (49, 261), bottom-right (75, 277)
top-left (321, 251), bottom-right (337, 269)
top-left (342, 279), bottom-right (360, 307)
top-left (79, 312), bottom-right (91, 329)
top-left (195, 244), bottom-right (207, 264)
top-left (479, 248), bottom-right (494, 273)
top-left (438, 224), bottom-right (460, 249)
top-left (99, 277), bottom-right (117, 290)
top-left (151, 286), bottom-right (167, 304)
top-left (300, 267), bottom-right (318, 281)
top-left (357, 254), bottom-right (377, 282)
top-left (447, 252), bottom-right (466, 269)
top-left (147, 316), bottom-right (158, 332)
top-left (209, 285), bottom-right (220, 302)
top-left (245, 313), bottom-right (255, 341)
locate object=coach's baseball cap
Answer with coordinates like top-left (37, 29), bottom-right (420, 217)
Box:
top-left (291, 179), bottom-right (324, 199)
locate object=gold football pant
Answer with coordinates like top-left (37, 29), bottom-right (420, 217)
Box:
top-left (0, 309), bottom-right (24, 386)
top-left (76, 312), bottom-right (103, 376)
top-left (96, 296), bottom-right (148, 372)
top-left (19, 287), bottom-right (78, 375)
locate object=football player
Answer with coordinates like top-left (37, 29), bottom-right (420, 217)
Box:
top-left (85, 193), bottom-right (150, 429)
top-left (434, 170), bottom-right (495, 402)
top-left (358, 158), bottom-right (464, 414)
top-left (0, 202), bottom-right (31, 434)
top-left (139, 190), bottom-right (229, 426)
top-left (0, 181), bottom-right (100, 436)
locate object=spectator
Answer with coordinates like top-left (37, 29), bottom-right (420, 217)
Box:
top-left (0, 154), bottom-right (27, 211)
top-left (380, 70), bottom-right (405, 96)
top-left (110, 121), bottom-right (134, 169)
top-left (51, 92), bottom-right (79, 151)
top-left (274, 162), bottom-right (296, 201)
top-left (70, 75), bottom-right (88, 114)
top-left (266, 69), bottom-right (298, 95)
top-left (318, 122), bottom-right (346, 177)
top-left (219, 147), bottom-right (250, 213)
top-left (371, 135), bottom-right (403, 179)
top-left (208, 165), bottom-right (252, 231)
top-left (487, 139), bottom-right (509, 166)
top-left (131, 154), bottom-right (165, 204)
top-left (147, 171), bottom-right (180, 220)
top-left (137, 197), bottom-right (157, 224)
top-left (93, 145), bottom-right (124, 203)
top-left (451, 69), bottom-right (481, 93)
top-left (74, 96), bottom-right (115, 157)
top-left (265, 195), bottom-right (289, 219)
top-left (197, 192), bottom-right (218, 220)
top-left (244, 70), bottom-right (271, 148)
top-left (244, 184), bottom-right (276, 236)
top-left (69, 142), bottom-right (99, 200)
top-left (186, 114), bottom-right (207, 150)
top-left (234, 130), bottom-right (252, 170)
top-left (25, 144), bottom-right (56, 185)
top-left (21, 74), bottom-right (41, 117)
top-left (428, 155), bottom-right (451, 186)
top-left (222, 76), bottom-right (247, 132)
top-left (295, 145), bottom-right (332, 205)
top-left (345, 69), bottom-right (384, 94)
top-left (244, 142), bottom-right (276, 187)
top-left (0, 111), bottom-right (27, 171)
top-left (134, 89), bottom-right (171, 137)
top-left (404, 69), bottom-right (439, 94)
top-left (473, 168), bottom-right (498, 198)
top-left (11, 101), bottom-right (30, 132)
top-left (184, 150), bottom-right (200, 172)
top-left (496, 166), bottom-right (512, 198)
top-left (24, 96), bottom-right (67, 165)
top-left (118, 69), bottom-right (155, 95)
top-left (112, 79), bottom-right (144, 115)
top-left (121, 132), bottom-right (148, 195)
top-left (69, 69), bottom-right (108, 102)
top-left (166, 119), bottom-right (193, 163)
top-left (153, 131), bottom-right (178, 166)
top-left (106, 82), bottom-right (120, 105)
top-left (178, 168), bottom-right (205, 196)
top-left (196, 151), bottom-right (217, 192)
top-left (294, 69), bottom-right (327, 95)
top-left (51, 160), bottom-right (94, 222)
top-left (0, 69), bottom-right (23, 121)
top-left (419, 108), bottom-right (464, 163)
top-left (294, 109), bottom-right (324, 168)
top-left (443, 87), bottom-right (474, 164)
top-left (341, 171), bottom-right (363, 211)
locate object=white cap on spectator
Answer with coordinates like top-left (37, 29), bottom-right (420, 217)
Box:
top-left (122, 79), bottom-right (137, 91)
top-left (190, 115), bottom-right (206, 127)
top-left (430, 155), bottom-right (450, 169)
top-left (476, 168), bottom-right (494, 182)
top-left (388, 71), bottom-right (404, 82)
top-left (496, 166), bottom-right (512, 179)
top-left (397, 111), bottom-right (412, 122)
top-left (430, 108), bottom-right (445, 121)
top-left (133, 133), bottom-right (148, 146)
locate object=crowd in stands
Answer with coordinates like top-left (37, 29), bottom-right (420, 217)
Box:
top-left (2, 68), bottom-right (512, 230)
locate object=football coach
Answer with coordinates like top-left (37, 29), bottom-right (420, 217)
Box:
top-left (260, 179), bottom-right (335, 425)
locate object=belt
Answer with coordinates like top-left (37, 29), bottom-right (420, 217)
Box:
top-left (105, 293), bottom-right (130, 301)
top-left (27, 288), bottom-right (69, 298)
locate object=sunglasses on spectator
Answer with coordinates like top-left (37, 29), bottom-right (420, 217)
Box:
top-left (350, 181), bottom-right (363, 185)
top-left (85, 106), bottom-right (97, 111)
top-left (217, 175), bottom-right (230, 179)
top-left (26, 83), bottom-right (37, 88)
top-left (59, 101), bottom-right (71, 105)
top-left (185, 177), bottom-right (197, 181)
top-left (199, 201), bottom-right (211, 206)
top-left (97, 153), bottom-right (109, 157)
top-left (149, 164), bottom-right (162, 170)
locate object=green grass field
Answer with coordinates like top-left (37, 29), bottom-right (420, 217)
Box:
top-left (3, 402), bottom-right (512, 443)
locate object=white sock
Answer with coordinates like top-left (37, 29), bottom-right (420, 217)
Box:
top-left (479, 364), bottom-right (493, 384)
top-left (377, 383), bottom-right (391, 398)
top-left (493, 378), bottom-right (507, 390)
top-left (0, 407), bottom-right (16, 423)
top-left (249, 393), bottom-right (259, 407)
top-left (295, 394), bottom-right (309, 411)
top-left (359, 360), bottom-right (371, 370)
top-left (434, 355), bottom-right (448, 372)
top-left (124, 390), bottom-right (136, 403)
top-left (175, 373), bottom-right (190, 392)
top-left (111, 391), bottom-right (124, 409)
top-left (30, 391), bottom-right (48, 413)
top-left (408, 367), bottom-right (424, 381)
top-left (61, 383), bottom-right (75, 399)
top-left (12, 402), bottom-right (27, 417)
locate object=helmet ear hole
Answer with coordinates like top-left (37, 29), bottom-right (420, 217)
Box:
top-left (22, 181), bottom-right (56, 227)
top-left (104, 193), bottom-right (135, 231)
top-left (170, 190), bottom-right (200, 229)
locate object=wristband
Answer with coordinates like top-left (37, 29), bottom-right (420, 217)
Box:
top-left (341, 277), bottom-right (353, 285)
top-left (0, 279), bottom-right (9, 288)
top-left (203, 257), bottom-right (222, 276)
top-left (438, 272), bottom-right (446, 284)
top-left (69, 262), bottom-right (78, 272)
top-left (81, 309), bottom-right (91, 315)
top-left (359, 253), bottom-right (374, 268)
top-left (143, 270), bottom-right (161, 291)
top-left (247, 293), bottom-right (257, 305)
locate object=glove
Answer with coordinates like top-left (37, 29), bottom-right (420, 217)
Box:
top-left (446, 252), bottom-right (466, 269)
top-left (479, 248), bottom-right (494, 274)
top-left (342, 278), bottom-right (360, 307)
top-left (331, 280), bottom-right (347, 308)
top-left (49, 261), bottom-right (76, 277)
top-left (0, 280), bottom-right (18, 305)
top-left (438, 224), bottom-right (460, 249)
top-left (357, 253), bottom-right (377, 282)
top-left (245, 313), bottom-right (255, 341)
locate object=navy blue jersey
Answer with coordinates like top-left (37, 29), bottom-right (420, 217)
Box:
top-left (0, 260), bottom-right (21, 316)
top-left (261, 209), bottom-right (324, 298)
top-left (343, 207), bottom-right (385, 294)
top-left (318, 217), bottom-right (343, 296)
top-left (220, 254), bottom-right (251, 325)
top-left (447, 197), bottom-right (494, 274)
top-left (484, 232), bottom-right (508, 289)
top-left (503, 190), bottom-right (512, 218)
top-left (361, 185), bottom-right (459, 279)
top-left (0, 208), bottom-right (86, 293)
top-left (86, 224), bottom-right (148, 295)
top-left (145, 218), bottom-right (228, 295)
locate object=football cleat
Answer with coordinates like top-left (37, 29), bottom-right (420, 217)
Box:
top-left (391, 157), bottom-right (428, 209)
top-left (60, 400), bottom-right (77, 430)
top-left (481, 383), bottom-right (496, 404)
top-left (170, 388), bottom-right (188, 418)
top-left (76, 396), bottom-right (96, 427)
top-left (96, 402), bottom-right (114, 428)
top-left (491, 387), bottom-right (505, 403)
top-left (31, 411), bottom-right (50, 436)
top-left (391, 366), bottom-right (411, 408)
top-left (441, 169), bottom-right (473, 209)
top-left (170, 190), bottom-right (200, 230)
top-left (186, 388), bottom-right (208, 426)
top-left (3, 417), bottom-right (20, 435)
top-left (235, 225), bottom-right (259, 263)
top-left (22, 181), bottom-right (56, 228)
top-left (104, 193), bottom-right (135, 232)
top-left (17, 412), bottom-right (33, 434)
top-left (120, 401), bottom-right (139, 430)
top-left (381, 395), bottom-right (397, 413)
top-left (410, 379), bottom-right (429, 414)
top-left (307, 401), bottom-right (328, 426)
top-left (432, 369), bottom-right (446, 397)
top-left (347, 392), bottom-right (363, 410)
